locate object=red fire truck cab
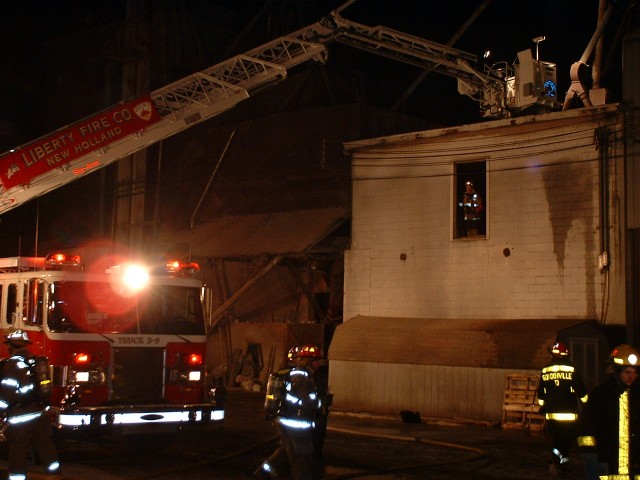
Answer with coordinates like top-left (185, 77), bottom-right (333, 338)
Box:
top-left (0, 252), bottom-right (225, 438)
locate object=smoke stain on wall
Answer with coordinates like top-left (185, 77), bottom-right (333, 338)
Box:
top-left (542, 162), bottom-right (595, 271)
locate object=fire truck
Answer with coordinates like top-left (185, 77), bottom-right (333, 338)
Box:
top-left (0, 252), bottom-right (225, 438)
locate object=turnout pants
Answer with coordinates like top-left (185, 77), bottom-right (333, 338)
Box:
top-left (7, 413), bottom-right (59, 479)
top-left (278, 420), bottom-right (314, 480)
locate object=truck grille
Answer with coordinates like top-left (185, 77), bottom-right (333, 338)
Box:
top-left (112, 347), bottom-right (165, 403)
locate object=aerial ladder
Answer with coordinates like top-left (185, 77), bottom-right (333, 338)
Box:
top-left (0, 10), bottom-right (560, 216)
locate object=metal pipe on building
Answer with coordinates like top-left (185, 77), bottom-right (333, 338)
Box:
top-left (597, 126), bottom-right (610, 265)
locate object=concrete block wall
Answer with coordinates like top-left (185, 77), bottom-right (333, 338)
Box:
top-left (344, 108), bottom-right (625, 323)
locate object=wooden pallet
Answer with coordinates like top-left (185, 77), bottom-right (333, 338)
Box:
top-left (502, 373), bottom-right (546, 432)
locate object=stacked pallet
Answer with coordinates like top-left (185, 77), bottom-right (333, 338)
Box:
top-left (502, 373), bottom-right (546, 432)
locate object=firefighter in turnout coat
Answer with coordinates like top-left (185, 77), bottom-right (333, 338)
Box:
top-left (258, 345), bottom-right (324, 480)
top-left (0, 329), bottom-right (60, 480)
top-left (537, 341), bottom-right (588, 475)
top-left (577, 344), bottom-right (640, 480)
top-left (257, 347), bottom-right (299, 478)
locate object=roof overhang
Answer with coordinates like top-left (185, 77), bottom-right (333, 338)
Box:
top-left (329, 315), bottom-right (602, 370)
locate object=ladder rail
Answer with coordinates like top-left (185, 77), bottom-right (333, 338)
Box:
top-left (328, 12), bottom-right (506, 101)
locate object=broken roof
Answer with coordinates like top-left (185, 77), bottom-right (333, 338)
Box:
top-left (158, 206), bottom-right (349, 258)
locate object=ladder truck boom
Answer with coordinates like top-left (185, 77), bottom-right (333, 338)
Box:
top-left (0, 11), bottom-right (558, 216)
top-left (325, 13), bottom-right (508, 113)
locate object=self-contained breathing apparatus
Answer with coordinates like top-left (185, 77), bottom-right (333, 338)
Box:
top-left (29, 356), bottom-right (53, 403)
top-left (2, 330), bottom-right (53, 404)
top-left (265, 368), bottom-right (319, 420)
top-left (264, 370), bottom-right (287, 420)
top-left (263, 345), bottom-right (323, 422)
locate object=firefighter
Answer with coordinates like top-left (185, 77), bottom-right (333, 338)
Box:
top-left (536, 341), bottom-right (588, 476)
top-left (258, 347), bottom-right (301, 478)
top-left (257, 344), bottom-right (324, 480)
top-left (460, 180), bottom-right (483, 236)
top-left (0, 329), bottom-right (61, 480)
top-left (577, 344), bottom-right (640, 480)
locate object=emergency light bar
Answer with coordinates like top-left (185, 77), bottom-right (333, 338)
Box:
top-left (165, 261), bottom-right (200, 276)
top-left (44, 253), bottom-right (82, 268)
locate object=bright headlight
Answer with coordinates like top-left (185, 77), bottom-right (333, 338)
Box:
top-left (122, 264), bottom-right (149, 292)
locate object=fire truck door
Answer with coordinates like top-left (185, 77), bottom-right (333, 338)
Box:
top-left (22, 278), bottom-right (45, 327)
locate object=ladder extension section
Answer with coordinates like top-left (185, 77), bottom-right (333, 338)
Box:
top-left (328, 13), bottom-right (504, 96)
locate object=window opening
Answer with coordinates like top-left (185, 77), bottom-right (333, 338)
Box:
top-left (6, 284), bottom-right (17, 325)
top-left (455, 161), bottom-right (486, 238)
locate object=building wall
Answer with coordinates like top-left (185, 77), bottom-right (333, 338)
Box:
top-left (334, 106), bottom-right (628, 420)
top-left (329, 360), bottom-right (535, 422)
top-left (344, 106), bottom-right (626, 323)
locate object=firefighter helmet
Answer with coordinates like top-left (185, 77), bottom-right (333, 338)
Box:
top-left (4, 329), bottom-right (32, 346)
top-left (550, 342), bottom-right (570, 357)
top-left (609, 344), bottom-right (640, 368)
top-left (295, 344), bottom-right (323, 359)
top-left (287, 347), bottom-right (300, 361)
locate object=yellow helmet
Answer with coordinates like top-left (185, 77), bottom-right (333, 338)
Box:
top-left (609, 344), bottom-right (640, 368)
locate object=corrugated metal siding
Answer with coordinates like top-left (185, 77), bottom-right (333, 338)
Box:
top-left (329, 360), bottom-right (536, 422)
top-left (623, 32), bottom-right (640, 107)
top-left (623, 33), bottom-right (640, 229)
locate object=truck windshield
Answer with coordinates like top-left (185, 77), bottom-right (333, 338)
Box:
top-left (47, 281), bottom-right (205, 335)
